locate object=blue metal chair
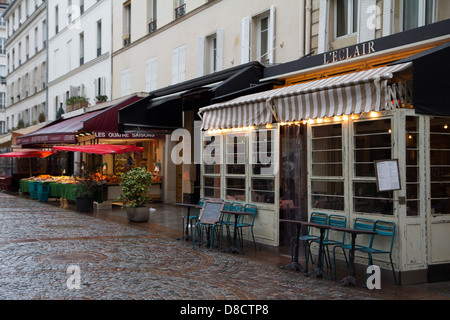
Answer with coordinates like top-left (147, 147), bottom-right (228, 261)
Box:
top-left (356, 220), bottom-right (397, 285)
top-left (237, 204), bottom-right (258, 251)
top-left (299, 212), bottom-right (328, 271)
top-left (182, 198), bottom-right (207, 238)
top-left (332, 218), bottom-right (376, 280)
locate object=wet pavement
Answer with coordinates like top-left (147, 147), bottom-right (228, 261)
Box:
top-left (0, 192), bottom-right (449, 302)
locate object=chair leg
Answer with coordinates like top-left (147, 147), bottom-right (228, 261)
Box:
top-left (389, 254), bottom-right (398, 285)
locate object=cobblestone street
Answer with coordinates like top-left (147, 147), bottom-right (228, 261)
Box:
top-left (0, 192), bottom-right (448, 303)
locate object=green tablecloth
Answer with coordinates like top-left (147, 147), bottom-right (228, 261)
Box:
top-left (20, 179), bottom-right (103, 202)
top-left (19, 180), bottom-right (30, 193)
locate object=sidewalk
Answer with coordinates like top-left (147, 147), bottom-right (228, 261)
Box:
top-left (1, 191), bottom-right (449, 301)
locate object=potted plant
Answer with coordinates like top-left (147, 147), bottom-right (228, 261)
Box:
top-left (95, 95), bottom-right (108, 103)
top-left (117, 167), bottom-right (153, 222)
top-left (74, 172), bottom-right (103, 212)
top-left (66, 96), bottom-right (89, 112)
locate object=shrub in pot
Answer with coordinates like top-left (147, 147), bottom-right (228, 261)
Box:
top-left (117, 167), bottom-right (153, 222)
top-left (74, 172), bottom-right (102, 212)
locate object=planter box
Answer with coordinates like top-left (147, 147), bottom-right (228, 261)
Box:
top-left (66, 101), bottom-right (88, 112)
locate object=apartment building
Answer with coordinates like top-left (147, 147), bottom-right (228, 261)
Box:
top-left (0, 1), bottom-right (9, 135)
top-left (111, 0), bottom-right (312, 99)
top-left (47, 0), bottom-right (111, 122)
top-left (4, 0), bottom-right (47, 131)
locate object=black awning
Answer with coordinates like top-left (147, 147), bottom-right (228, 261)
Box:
top-left (119, 62), bottom-right (267, 132)
top-left (392, 42), bottom-right (450, 116)
top-left (118, 96), bottom-right (182, 133)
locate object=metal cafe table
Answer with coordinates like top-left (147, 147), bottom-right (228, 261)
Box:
top-left (280, 219), bottom-right (332, 278)
top-left (175, 203), bottom-right (203, 241)
top-left (279, 219), bottom-right (306, 272)
top-left (331, 226), bottom-right (377, 286)
top-left (221, 210), bottom-right (254, 255)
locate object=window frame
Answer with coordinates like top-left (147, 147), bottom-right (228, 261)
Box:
top-left (334, 0), bottom-right (359, 39)
top-left (400, 0), bottom-right (436, 32)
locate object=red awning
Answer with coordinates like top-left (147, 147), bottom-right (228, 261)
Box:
top-left (53, 144), bottom-right (144, 155)
top-left (0, 150), bottom-right (53, 158)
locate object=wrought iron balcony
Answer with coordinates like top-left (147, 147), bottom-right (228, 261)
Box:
top-left (175, 4), bottom-right (186, 19)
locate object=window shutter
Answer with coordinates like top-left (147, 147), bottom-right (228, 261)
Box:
top-left (151, 58), bottom-right (157, 91)
top-left (145, 59), bottom-right (151, 91)
top-left (197, 36), bottom-right (206, 76)
top-left (101, 77), bottom-right (106, 96)
top-left (146, 58), bottom-right (158, 91)
top-left (240, 16), bottom-right (250, 64)
top-left (216, 28), bottom-right (224, 71)
top-left (179, 45), bottom-right (186, 82)
top-left (358, 0), bottom-right (376, 42)
top-left (317, 0), bottom-right (329, 54)
top-left (268, 5), bottom-right (276, 64)
top-left (382, 0), bottom-right (393, 36)
top-left (172, 48), bottom-right (179, 84)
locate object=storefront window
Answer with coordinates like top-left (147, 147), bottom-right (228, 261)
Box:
top-left (430, 117), bottom-right (450, 214)
top-left (311, 124), bottom-right (344, 211)
top-left (226, 177), bottom-right (246, 201)
top-left (226, 132), bottom-right (246, 175)
top-left (250, 129), bottom-right (276, 204)
top-left (251, 178), bottom-right (274, 204)
top-left (353, 119), bottom-right (393, 215)
top-left (203, 133), bottom-right (222, 199)
top-left (406, 116), bottom-right (420, 216)
top-left (225, 132), bottom-right (246, 201)
top-left (204, 176), bottom-right (221, 198)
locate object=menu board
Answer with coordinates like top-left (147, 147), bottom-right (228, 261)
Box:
top-left (199, 200), bottom-right (224, 224)
top-left (374, 159), bottom-right (401, 192)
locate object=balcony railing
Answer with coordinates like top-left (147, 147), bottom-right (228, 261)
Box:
top-left (175, 4), bottom-right (186, 19)
top-left (149, 19), bottom-right (157, 34)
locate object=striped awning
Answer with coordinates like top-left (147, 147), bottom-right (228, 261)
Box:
top-left (199, 63), bottom-right (412, 130)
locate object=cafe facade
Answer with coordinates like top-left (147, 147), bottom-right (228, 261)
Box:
top-left (16, 94), bottom-right (168, 202)
top-left (198, 21), bottom-right (450, 284)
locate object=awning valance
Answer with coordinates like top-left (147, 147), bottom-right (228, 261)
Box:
top-left (199, 63), bottom-right (412, 130)
top-left (53, 144), bottom-right (143, 155)
top-left (0, 150), bottom-right (53, 158)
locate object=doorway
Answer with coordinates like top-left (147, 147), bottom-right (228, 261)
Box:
top-left (279, 124), bottom-right (308, 249)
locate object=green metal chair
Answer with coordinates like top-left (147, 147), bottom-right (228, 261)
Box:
top-left (356, 220), bottom-right (397, 285)
top-left (299, 212), bottom-right (328, 271)
top-left (332, 217), bottom-right (376, 280)
top-left (237, 204), bottom-right (258, 251)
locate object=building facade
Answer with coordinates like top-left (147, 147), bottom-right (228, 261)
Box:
top-left (47, 0), bottom-right (111, 122)
top-left (4, 0), bottom-right (47, 132)
top-left (0, 1), bottom-right (9, 135)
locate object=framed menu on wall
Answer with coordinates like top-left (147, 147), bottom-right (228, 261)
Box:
top-left (374, 159), bottom-right (401, 192)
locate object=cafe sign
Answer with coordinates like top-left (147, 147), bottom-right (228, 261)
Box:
top-left (94, 131), bottom-right (164, 139)
top-left (323, 41), bottom-right (376, 65)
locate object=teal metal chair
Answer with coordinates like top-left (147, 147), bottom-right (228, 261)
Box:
top-left (320, 214), bottom-right (347, 270)
top-left (332, 217), bottom-right (376, 280)
top-left (356, 220), bottom-right (397, 285)
top-left (299, 212), bottom-right (328, 271)
top-left (221, 202), bottom-right (244, 249)
top-left (182, 198), bottom-right (207, 238)
top-left (192, 199), bottom-right (225, 251)
top-left (237, 204), bottom-right (258, 251)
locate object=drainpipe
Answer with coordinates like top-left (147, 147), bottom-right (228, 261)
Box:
top-left (305, 0), bottom-right (312, 55)
top-left (299, 0), bottom-right (305, 57)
